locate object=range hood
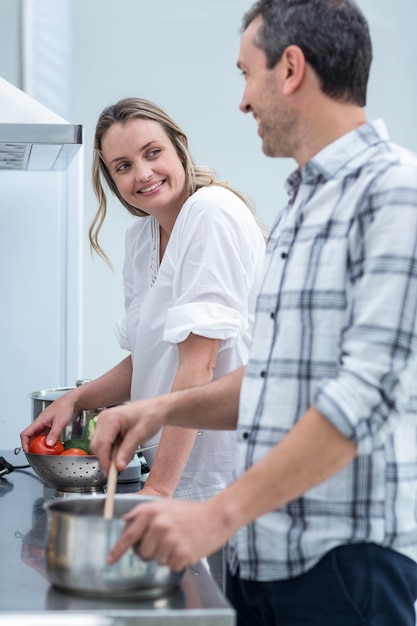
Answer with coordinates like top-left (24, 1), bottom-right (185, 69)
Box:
top-left (0, 77), bottom-right (82, 171)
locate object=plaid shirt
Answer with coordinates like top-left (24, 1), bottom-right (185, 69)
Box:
top-left (229, 120), bottom-right (417, 581)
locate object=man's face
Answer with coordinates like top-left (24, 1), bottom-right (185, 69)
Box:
top-left (237, 16), bottom-right (297, 158)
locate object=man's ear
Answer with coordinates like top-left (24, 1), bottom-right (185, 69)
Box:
top-left (281, 45), bottom-right (306, 96)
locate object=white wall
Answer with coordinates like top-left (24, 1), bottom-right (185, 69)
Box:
top-left (0, 159), bottom-right (83, 447)
top-left (67, 0), bottom-right (417, 381)
top-left (1, 1), bottom-right (417, 442)
top-left (363, 0), bottom-right (417, 150)
top-left (0, 0), bottom-right (84, 448)
top-left (70, 0), bottom-right (268, 380)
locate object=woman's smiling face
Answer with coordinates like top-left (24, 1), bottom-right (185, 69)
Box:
top-left (101, 118), bottom-right (187, 220)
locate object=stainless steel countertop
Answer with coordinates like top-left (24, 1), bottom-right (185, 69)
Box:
top-left (0, 450), bottom-right (235, 625)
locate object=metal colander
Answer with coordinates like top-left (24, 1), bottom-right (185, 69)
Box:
top-left (25, 452), bottom-right (107, 493)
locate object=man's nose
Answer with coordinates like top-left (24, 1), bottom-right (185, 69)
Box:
top-left (239, 98), bottom-right (252, 114)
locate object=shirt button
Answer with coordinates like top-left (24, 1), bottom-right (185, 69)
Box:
top-left (260, 371), bottom-right (267, 378)
top-left (242, 432), bottom-right (249, 440)
top-left (270, 311), bottom-right (275, 319)
top-left (281, 251), bottom-right (287, 259)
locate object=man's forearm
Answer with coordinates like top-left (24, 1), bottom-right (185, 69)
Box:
top-left (92, 366), bottom-right (245, 473)
top-left (164, 365), bottom-right (245, 431)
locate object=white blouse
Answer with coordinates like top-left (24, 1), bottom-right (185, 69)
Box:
top-left (115, 185), bottom-right (265, 500)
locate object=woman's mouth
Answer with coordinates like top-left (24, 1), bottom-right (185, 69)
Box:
top-left (138, 180), bottom-right (165, 195)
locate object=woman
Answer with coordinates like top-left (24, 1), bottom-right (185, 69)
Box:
top-left (20, 97), bottom-right (265, 589)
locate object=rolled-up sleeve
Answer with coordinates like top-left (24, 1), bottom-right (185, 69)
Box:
top-left (164, 301), bottom-right (247, 349)
top-left (114, 316), bottom-right (130, 351)
top-left (162, 187), bottom-right (263, 350)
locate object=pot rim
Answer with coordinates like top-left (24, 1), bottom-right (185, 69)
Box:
top-left (43, 493), bottom-right (161, 514)
top-left (30, 386), bottom-right (75, 400)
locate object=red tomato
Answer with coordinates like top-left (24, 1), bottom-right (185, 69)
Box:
top-left (60, 448), bottom-right (89, 456)
top-left (28, 435), bottom-right (64, 455)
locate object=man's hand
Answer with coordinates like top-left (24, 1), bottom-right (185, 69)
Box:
top-left (90, 396), bottom-right (168, 473)
top-left (107, 497), bottom-right (231, 572)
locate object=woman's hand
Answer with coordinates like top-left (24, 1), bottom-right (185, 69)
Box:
top-left (21, 357), bottom-right (133, 453)
top-left (20, 391), bottom-right (79, 452)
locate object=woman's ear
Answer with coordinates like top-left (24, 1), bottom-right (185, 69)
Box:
top-left (179, 134), bottom-right (188, 149)
top-left (178, 135), bottom-right (188, 164)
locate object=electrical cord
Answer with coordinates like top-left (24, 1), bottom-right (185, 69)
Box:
top-left (0, 455), bottom-right (30, 477)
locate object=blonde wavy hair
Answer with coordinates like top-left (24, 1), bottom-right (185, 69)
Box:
top-left (90, 97), bottom-right (255, 263)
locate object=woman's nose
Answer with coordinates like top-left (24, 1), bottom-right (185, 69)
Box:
top-left (133, 163), bottom-right (152, 182)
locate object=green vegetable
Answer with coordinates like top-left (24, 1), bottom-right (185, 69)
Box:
top-left (87, 414), bottom-right (100, 441)
top-left (63, 438), bottom-right (91, 454)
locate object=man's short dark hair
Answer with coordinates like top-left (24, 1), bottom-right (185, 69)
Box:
top-left (242, 0), bottom-right (372, 106)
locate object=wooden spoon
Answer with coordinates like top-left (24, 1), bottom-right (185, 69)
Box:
top-left (103, 445), bottom-right (118, 520)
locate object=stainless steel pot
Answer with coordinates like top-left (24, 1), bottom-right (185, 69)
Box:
top-left (31, 387), bottom-right (75, 421)
top-left (30, 383), bottom-right (100, 442)
top-left (44, 495), bottom-right (183, 596)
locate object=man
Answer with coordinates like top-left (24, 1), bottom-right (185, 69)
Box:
top-left (91, 1), bottom-right (417, 624)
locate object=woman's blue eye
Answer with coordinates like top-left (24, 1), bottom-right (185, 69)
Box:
top-left (148, 149), bottom-right (161, 158)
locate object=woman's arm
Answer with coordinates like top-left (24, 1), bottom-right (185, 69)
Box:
top-left (140, 333), bottom-right (220, 497)
top-left (20, 356), bottom-right (133, 450)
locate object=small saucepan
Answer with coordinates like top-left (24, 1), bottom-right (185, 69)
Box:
top-left (44, 494), bottom-right (183, 597)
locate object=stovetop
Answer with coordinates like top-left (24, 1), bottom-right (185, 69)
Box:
top-left (0, 449), bottom-right (235, 625)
